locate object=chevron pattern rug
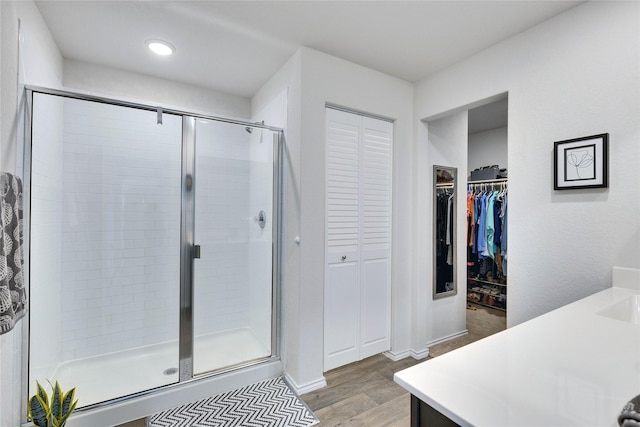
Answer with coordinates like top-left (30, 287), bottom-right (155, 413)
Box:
top-left (146, 377), bottom-right (318, 427)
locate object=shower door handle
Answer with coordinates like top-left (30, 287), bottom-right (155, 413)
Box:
top-left (193, 244), bottom-right (201, 259)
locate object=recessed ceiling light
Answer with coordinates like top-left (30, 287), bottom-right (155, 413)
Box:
top-left (147, 39), bottom-right (175, 56)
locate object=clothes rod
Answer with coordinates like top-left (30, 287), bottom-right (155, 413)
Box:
top-left (467, 178), bottom-right (508, 184)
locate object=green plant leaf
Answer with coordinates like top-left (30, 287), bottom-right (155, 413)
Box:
top-left (35, 381), bottom-right (49, 408)
top-left (29, 380), bottom-right (78, 427)
top-left (56, 400), bottom-right (78, 427)
top-left (61, 387), bottom-right (77, 417)
top-left (50, 381), bottom-right (63, 420)
top-left (27, 393), bottom-right (49, 427)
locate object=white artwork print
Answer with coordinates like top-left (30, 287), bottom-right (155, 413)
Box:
top-left (564, 144), bottom-right (595, 181)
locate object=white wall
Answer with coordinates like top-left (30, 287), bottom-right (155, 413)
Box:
top-left (415, 1), bottom-right (640, 329)
top-left (414, 112), bottom-right (469, 349)
top-left (64, 59), bottom-right (251, 120)
top-left (299, 48), bottom-right (414, 388)
top-left (253, 47), bottom-right (414, 392)
top-left (0, 1), bottom-right (63, 425)
top-left (251, 50), bottom-right (304, 391)
top-left (468, 126), bottom-right (508, 174)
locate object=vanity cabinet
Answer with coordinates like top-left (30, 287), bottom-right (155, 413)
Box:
top-left (411, 396), bottom-right (459, 427)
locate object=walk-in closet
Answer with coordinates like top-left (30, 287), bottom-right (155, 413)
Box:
top-left (466, 98), bottom-right (508, 336)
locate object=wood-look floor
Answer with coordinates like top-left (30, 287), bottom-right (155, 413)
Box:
top-left (300, 354), bottom-right (423, 427)
top-left (299, 304), bottom-right (506, 426)
top-left (116, 305), bottom-right (505, 427)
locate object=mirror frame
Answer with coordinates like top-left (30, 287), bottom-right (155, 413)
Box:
top-left (433, 165), bottom-right (457, 299)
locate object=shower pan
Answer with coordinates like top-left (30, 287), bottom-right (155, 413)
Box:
top-left (24, 88), bottom-right (282, 415)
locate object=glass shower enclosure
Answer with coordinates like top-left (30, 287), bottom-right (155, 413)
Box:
top-left (25, 88), bottom-right (281, 408)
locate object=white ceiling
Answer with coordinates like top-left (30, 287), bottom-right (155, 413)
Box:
top-left (35, 1), bottom-right (583, 99)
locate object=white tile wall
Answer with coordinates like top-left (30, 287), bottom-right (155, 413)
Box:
top-left (31, 97), bottom-right (275, 368)
top-left (248, 130), bottom-right (275, 350)
top-left (194, 121), bottom-right (253, 337)
top-left (58, 98), bottom-right (182, 360)
top-left (192, 122), bottom-right (273, 353)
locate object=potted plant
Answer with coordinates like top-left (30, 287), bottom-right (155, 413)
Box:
top-left (27, 381), bottom-right (77, 427)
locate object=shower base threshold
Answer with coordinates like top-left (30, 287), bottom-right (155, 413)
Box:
top-left (45, 327), bottom-right (270, 408)
top-left (194, 327), bottom-right (270, 375)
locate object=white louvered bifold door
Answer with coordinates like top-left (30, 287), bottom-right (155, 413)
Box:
top-left (324, 108), bottom-right (392, 371)
top-left (325, 109), bottom-right (361, 370)
top-left (359, 117), bottom-right (392, 359)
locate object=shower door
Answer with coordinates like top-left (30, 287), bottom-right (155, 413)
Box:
top-left (28, 92), bottom-right (183, 407)
top-left (190, 118), bottom-right (279, 376)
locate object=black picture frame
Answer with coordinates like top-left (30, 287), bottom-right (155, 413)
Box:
top-left (554, 133), bottom-right (608, 190)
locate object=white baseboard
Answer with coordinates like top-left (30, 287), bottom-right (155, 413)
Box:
top-left (384, 347), bottom-right (431, 361)
top-left (409, 348), bottom-right (429, 360)
top-left (426, 329), bottom-right (468, 348)
top-left (283, 372), bottom-right (327, 396)
top-left (383, 350), bottom-right (411, 361)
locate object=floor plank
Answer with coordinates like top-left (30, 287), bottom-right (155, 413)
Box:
top-left (313, 393), bottom-right (379, 426)
top-left (331, 394), bottom-right (411, 427)
top-left (300, 354), bottom-right (422, 426)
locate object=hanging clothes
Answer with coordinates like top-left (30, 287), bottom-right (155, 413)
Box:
top-left (501, 192), bottom-right (508, 276)
top-left (446, 193), bottom-right (454, 265)
top-left (435, 186), bottom-right (454, 293)
top-left (466, 181), bottom-right (508, 282)
top-left (477, 193), bottom-right (488, 258)
top-left (467, 192), bottom-right (474, 245)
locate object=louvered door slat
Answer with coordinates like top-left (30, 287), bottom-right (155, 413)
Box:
top-left (362, 119), bottom-right (392, 253)
top-left (326, 112), bottom-right (360, 254)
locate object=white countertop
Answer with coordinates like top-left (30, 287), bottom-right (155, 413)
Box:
top-left (394, 286), bottom-right (640, 427)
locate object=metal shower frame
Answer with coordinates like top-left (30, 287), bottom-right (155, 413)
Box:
top-left (22, 85), bottom-right (284, 414)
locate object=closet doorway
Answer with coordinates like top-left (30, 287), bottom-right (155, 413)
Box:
top-left (466, 98), bottom-right (508, 340)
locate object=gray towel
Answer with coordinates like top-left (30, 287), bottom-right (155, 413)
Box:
top-left (619, 394), bottom-right (640, 427)
top-left (0, 173), bottom-right (25, 335)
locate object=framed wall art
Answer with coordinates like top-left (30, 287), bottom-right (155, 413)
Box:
top-left (554, 133), bottom-right (608, 190)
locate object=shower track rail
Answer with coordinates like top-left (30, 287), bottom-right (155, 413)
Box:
top-left (24, 85), bottom-right (284, 132)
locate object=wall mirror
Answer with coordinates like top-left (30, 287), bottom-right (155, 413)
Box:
top-left (433, 165), bottom-right (457, 299)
